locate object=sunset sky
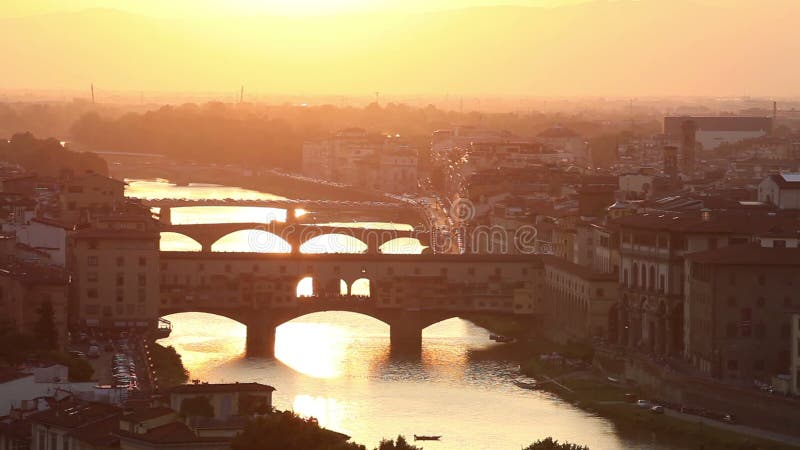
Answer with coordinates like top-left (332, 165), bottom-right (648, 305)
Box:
top-left (2, 0), bottom-right (799, 97)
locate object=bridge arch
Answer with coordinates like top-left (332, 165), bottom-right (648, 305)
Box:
top-left (349, 278), bottom-right (372, 297)
top-left (299, 234), bottom-right (368, 254)
top-left (378, 237), bottom-right (426, 255)
top-left (212, 230), bottom-right (292, 253)
top-left (160, 232), bottom-right (203, 252)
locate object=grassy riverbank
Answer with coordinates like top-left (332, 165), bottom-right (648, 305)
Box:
top-left (467, 316), bottom-right (798, 450)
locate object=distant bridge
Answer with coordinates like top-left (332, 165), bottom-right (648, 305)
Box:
top-left (159, 252), bottom-right (542, 356)
top-left (142, 198), bottom-right (407, 211)
top-left (160, 221), bottom-right (429, 253)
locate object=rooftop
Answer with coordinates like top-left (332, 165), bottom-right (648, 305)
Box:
top-left (117, 421), bottom-right (231, 445)
top-left (29, 401), bottom-right (121, 429)
top-left (687, 243), bottom-right (800, 266)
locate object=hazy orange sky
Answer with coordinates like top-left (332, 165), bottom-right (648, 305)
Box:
top-left (1, 0), bottom-right (799, 98)
top-left (4, 0), bottom-right (591, 17)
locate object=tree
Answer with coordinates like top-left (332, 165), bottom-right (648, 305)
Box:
top-left (524, 437), bottom-right (590, 450)
top-left (34, 300), bottom-right (58, 350)
top-left (376, 436), bottom-right (421, 450)
top-left (231, 411), bottom-right (366, 450)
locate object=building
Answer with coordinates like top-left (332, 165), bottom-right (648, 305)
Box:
top-left (542, 255), bottom-right (618, 342)
top-left (536, 126), bottom-right (587, 161)
top-left (610, 210), bottom-right (800, 358)
top-left (58, 172), bottom-right (126, 224)
top-left (302, 129), bottom-right (418, 194)
top-left (29, 401), bottom-right (122, 450)
top-left (15, 217), bottom-right (72, 267)
top-left (168, 383), bottom-right (275, 420)
top-left (685, 244), bottom-right (800, 382)
top-left (664, 116), bottom-right (773, 151)
top-left (791, 313), bottom-right (800, 395)
top-left (0, 261), bottom-right (69, 348)
top-left (70, 214), bottom-right (160, 329)
top-left (758, 173), bottom-right (800, 209)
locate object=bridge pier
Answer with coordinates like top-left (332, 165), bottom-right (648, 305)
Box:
top-left (389, 317), bottom-right (423, 355)
top-left (159, 206), bottom-right (172, 225)
top-left (245, 321), bottom-right (276, 358)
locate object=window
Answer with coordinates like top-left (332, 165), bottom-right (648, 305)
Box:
top-left (757, 296), bottom-right (765, 307)
top-left (116, 256), bottom-right (124, 267)
top-left (87, 272), bottom-right (98, 282)
top-left (116, 289), bottom-right (123, 303)
top-left (88, 239), bottom-right (98, 250)
top-left (596, 288), bottom-right (605, 297)
top-left (116, 273), bottom-right (124, 286)
top-left (741, 307), bottom-right (752, 321)
top-left (138, 256), bottom-right (147, 266)
top-left (727, 360), bottom-right (738, 370)
top-left (88, 256), bottom-right (98, 266)
top-left (138, 289), bottom-right (146, 303)
top-left (774, 240), bottom-right (787, 248)
top-left (87, 288), bottom-right (98, 299)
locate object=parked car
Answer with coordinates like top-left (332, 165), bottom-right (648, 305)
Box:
top-left (650, 405), bottom-right (665, 414)
top-left (636, 400), bottom-right (651, 409)
top-left (723, 414), bottom-right (737, 424)
top-left (624, 393), bottom-right (637, 403)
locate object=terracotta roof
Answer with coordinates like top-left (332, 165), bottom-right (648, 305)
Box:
top-left (67, 415), bottom-right (120, 447)
top-left (768, 173), bottom-right (800, 189)
top-left (687, 243), bottom-right (800, 266)
top-left (169, 382), bottom-right (275, 394)
top-left (116, 421), bottom-right (230, 445)
top-left (613, 211), bottom-right (800, 235)
top-left (121, 407), bottom-right (175, 423)
top-left (29, 402), bottom-right (121, 429)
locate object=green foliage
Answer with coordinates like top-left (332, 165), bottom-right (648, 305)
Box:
top-left (0, 327), bottom-right (38, 364)
top-left (231, 411), bottom-right (366, 450)
top-left (42, 351), bottom-right (94, 382)
top-left (376, 436), bottom-right (421, 450)
top-left (0, 132), bottom-right (108, 177)
top-left (524, 437), bottom-right (589, 450)
top-left (34, 300), bottom-right (58, 351)
top-left (150, 342), bottom-right (189, 388)
top-left (179, 396), bottom-right (215, 418)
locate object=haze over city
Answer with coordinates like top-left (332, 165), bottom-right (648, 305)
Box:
top-left (3, 1), bottom-right (800, 450)
top-left (2, 0), bottom-right (800, 97)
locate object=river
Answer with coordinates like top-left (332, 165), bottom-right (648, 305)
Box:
top-left (129, 179), bottom-right (681, 450)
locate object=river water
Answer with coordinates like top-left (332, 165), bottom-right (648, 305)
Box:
top-left (129, 179), bottom-right (680, 450)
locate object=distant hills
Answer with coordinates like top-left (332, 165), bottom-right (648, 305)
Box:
top-left (1, 0), bottom-right (799, 97)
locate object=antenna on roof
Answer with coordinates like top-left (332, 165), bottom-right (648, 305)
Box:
top-left (240, 85), bottom-right (244, 104)
top-left (91, 83), bottom-right (95, 104)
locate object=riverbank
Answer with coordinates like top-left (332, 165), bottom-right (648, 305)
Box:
top-left (468, 316), bottom-right (800, 449)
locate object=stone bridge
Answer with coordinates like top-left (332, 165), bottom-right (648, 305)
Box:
top-left (158, 252), bottom-right (544, 356)
top-left (160, 221), bottom-right (429, 254)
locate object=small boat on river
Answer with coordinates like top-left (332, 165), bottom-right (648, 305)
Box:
top-left (514, 380), bottom-right (540, 390)
top-left (414, 435), bottom-right (442, 441)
